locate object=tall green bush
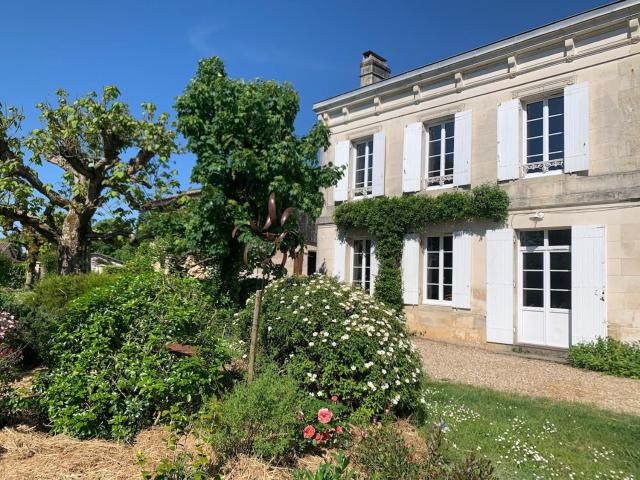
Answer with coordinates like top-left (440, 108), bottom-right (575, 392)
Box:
top-left (35, 272), bottom-right (231, 439)
top-left (21, 272), bottom-right (119, 317)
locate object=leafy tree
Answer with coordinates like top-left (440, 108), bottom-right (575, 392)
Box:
top-left (0, 87), bottom-right (178, 275)
top-left (175, 57), bottom-right (342, 298)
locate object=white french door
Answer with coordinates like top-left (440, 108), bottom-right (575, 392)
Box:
top-left (518, 229), bottom-right (571, 348)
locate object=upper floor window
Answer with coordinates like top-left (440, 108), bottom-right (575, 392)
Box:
top-left (426, 121), bottom-right (455, 187)
top-left (425, 235), bottom-right (453, 303)
top-left (353, 138), bottom-right (373, 197)
top-left (524, 95), bottom-right (564, 176)
top-left (352, 239), bottom-right (372, 293)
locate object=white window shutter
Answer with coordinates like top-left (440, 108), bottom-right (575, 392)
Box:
top-left (453, 110), bottom-right (472, 186)
top-left (334, 141), bottom-right (350, 202)
top-left (564, 82), bottom-right (589, 173)
top-left (497, 99), bottom-right (520, 181)
top-left (372, 133), bottom-right (385, 197)
top-left (571, 225), bottom-right (606, 345)
top-left (486, 228), bottom-right (514, 344)
top-left (333, 235), bottom-right (347, 282)
top-left (402, 123), bottom-right (423, 193)
top-left (452, 231), bottom-right (471, 309)
top-left (402, 233), bottom-right (420, 305)
top-left (370, 240), bottom-right (379, 294)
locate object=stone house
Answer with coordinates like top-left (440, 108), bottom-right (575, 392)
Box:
top-left (314, 1), bottom-right (640, 349)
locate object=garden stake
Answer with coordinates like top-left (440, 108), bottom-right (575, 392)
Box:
top-left (247, 288), bottom-right (263, 383)
top-left (232, 192), bottom-right (303, 383)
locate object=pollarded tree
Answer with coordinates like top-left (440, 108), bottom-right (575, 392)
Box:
top-left (0, 87), bottom-right (178, 274)
top-left (175, 57), bottom-right (343, 297)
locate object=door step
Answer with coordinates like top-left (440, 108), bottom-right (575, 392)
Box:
top-left (500, 345), bottom-right (568, 364)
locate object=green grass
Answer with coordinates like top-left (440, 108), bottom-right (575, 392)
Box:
top-left (419, 381), bottom-right (640, 480)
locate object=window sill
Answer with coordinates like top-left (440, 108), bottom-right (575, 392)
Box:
top-left (424, 184), bottom-right (455, 191)
top-left (422, 300), bottom-right (454, 307)
top-left (522, 169), bottom-right (564, 179)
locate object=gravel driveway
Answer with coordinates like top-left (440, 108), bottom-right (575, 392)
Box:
top-left (413, 337), bottom-right (640, 416)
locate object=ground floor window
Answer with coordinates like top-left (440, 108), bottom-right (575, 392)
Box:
top-left (424, 235), bottom-right (453, 302)
top-left (352, 239), bottom-right (372, 293)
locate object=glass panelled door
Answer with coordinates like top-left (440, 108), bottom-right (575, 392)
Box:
top-left (519, 230), bottom-right (571, 348)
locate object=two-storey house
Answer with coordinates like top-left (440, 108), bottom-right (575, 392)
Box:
top-left (314, 1), bottom-right (640, 349)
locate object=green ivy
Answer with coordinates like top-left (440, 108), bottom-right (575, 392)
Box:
top-left (333, 185), bottom-right (509, 309)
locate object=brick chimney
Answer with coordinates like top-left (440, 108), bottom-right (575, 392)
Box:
top-left (359, 51), bottom-right (391, 87)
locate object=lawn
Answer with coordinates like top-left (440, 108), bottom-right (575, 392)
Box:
top-left (420, 381), bottom-right (640, 480)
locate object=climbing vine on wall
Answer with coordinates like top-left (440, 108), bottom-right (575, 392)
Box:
top-left (333, 184), bottom-right (509, 309)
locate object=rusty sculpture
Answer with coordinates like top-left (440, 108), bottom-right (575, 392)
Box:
top-left (231, 192), bottom-right (302, 273)
top-left (232, 192), bottom-right (302, 382)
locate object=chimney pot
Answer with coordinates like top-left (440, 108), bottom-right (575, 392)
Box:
top-left (360, 51), bottom-right (390, 87)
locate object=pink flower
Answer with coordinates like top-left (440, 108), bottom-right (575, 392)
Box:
top-left (335, 425), bottom-right (343, 434)
top-left (331, 395), bottom-right (338, 403)
top-left (317, 408), bottom-right (333, 424)
top-left (303, 425), bottom-right (316, 439)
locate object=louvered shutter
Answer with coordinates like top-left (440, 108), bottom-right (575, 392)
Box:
top-left (402, 233), bottom-right (420, 305)
top-left (486, 228), bottom-right (514, 344)
top-left (453, 110), bottom-right (472, 186)
top-left (370, 240), bottom-right (379, 295)
top-left (497, 99), bottom-right (520, 181)
top-left (403, 123), bottom-right (423, 193)
top-left (564, 83), bottom-right (589, 173)
top-left (334, 141), bottom-right (350, 202)
top-left (333, 235), bottom-right (347, 282)
top-left (452, 231), bottom-right (471, 309)
top-left (571, 225), bottom-right (606, 345)
top-left (372, 132), bottom-right (385, 197)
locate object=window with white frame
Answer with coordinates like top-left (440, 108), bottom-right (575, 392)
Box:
top-left (424, 235), bottom-right (453, 302)
top-left (352, 239), bottom-right (372, 293)
top-left (426, 120), bottom-right (455, 187)
top-left (523, 95), bottom-right (564, 175)
top-left (353, 138), bottom-right (373, 197)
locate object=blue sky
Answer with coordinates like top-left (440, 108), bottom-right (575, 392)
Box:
top-left (2, 0), bottom-right (607, 189)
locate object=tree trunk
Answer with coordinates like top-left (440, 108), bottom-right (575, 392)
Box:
top-left (25, 239), bottom-right (41, 289)
top-left (58, 211), bottom-right (91, 275)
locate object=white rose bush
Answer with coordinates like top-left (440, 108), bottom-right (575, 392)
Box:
top-left (237, 276), bottom-right (424, 417)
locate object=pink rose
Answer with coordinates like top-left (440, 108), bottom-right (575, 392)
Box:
top-left (317, 408), bottom-right (333, 424)
top-left (331, 395), bottom-right (338, 403)
top-left (303, 425), bottom-right (316, 439)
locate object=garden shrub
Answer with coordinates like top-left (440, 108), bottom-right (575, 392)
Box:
top-left (0, 290), bottom-right (62, 365)
top-left (21, 271), bottom-right (120, 317)
top-left (237, 276), bottom-right (424, 417)
top-left (568, 337), bottom-right (640, 379)
top-left (0, 310), bottom-right (21, 425)
top-left (35, 272), bottom-right (231, 439)
top-left (354, 423), bottom-right (494, 480)
top-left (204, 367), bottom-right (350, 463)
top-left (204, 369), bottom-right (318, 462)
top-left (0, 254), bottom-right (26, 289)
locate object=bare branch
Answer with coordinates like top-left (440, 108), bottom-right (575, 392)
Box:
top-left (0, 205), bottom-right (59, 242)
top-left (45, 151), bottom-right (93, 178)
top-left (127, 149), bottom-right (155, 176)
